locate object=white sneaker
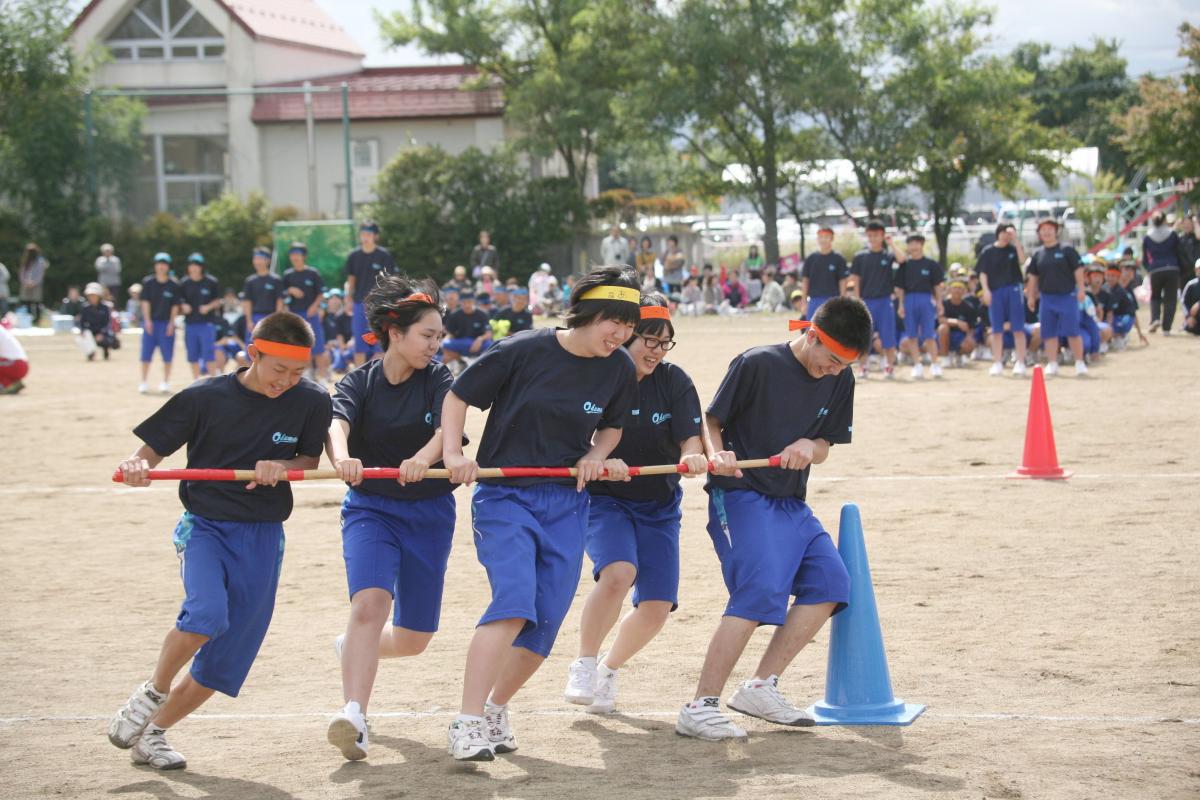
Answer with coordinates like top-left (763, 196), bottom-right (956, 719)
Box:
top-left (447, 717), bottom-right (495, 761)
top-left (883, 366), bottom-right (895, 381)
top-left (130, 726), bottom-right (186, 770)
top-left (930, 362), bottom-right (943, 379)
top-left (483, 700), bottom-right (517, 754)
top-left (727, 675), bottom-right (815, 727)
top-left (675, 698), bottom-right (748, 741)
top-left (1075, 361), bottom-right (1088, 377)
top-left (108, 681), bottom-right (168, 749)
top-left (564, 656), bottom-right (596, 705)
top-left (1163, 329), bottom-right (1172, 337)
top-left (857, 365), bottom-right (869, 379)
top-left (989, 361), bottom-right (1004, 376)
top-left (1012, 361), bottom-right (1026, 377)
top-left (910, 363), bottom-right (924, 380)
top-left (1045, 362), bottom-right (1059, 376)
top-left (939, 356), bottom-right (951, 368)
top-left (158, 381), bottom-right (171, 394)
top-left (327, 702), bottom-right (369, 761)
top-left (587, 661), bottom-right (618, 715)
top-left (137, 382), bottom-right (148, 394)
top-left (334, 633), bottom-right (344, 661)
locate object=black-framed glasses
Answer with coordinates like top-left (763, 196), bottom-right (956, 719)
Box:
top-left (636, 334), bottom-right (676, 352)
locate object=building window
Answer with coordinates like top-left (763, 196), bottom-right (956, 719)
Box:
top-left (106, 0), bottom-right (224, 62)
top-left (131, 134), bottom-right (227, 218)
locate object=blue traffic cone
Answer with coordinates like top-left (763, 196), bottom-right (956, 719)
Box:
top-left (806, 503), bottom-right (925, 725)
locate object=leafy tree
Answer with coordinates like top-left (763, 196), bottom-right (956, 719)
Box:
top-left (1068, 170), bottom-right (1124, 246)
top-left (1115, 23), bottom-right (1200, 185)
top-left (369, 146), bottom-right (583, 282)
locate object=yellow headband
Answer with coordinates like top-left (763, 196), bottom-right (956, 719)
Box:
top-left (580, 285), bottom-right (640, 305)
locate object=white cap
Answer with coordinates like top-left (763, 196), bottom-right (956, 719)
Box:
top-left (84, 282), bottom-right (104, 297)
top-left (539, 263), bottom-right (552, 272)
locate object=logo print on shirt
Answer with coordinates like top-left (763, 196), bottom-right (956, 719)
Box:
top-left (817, 407), bottom-right (830, 418)
top-left (693, 416), bottom-right (702, 424)
top-left (271, 432), bottom-right (299, 445)
top-left (652, 412), bottom-right (672, 425)
top-left (424, 412), bottom-right (433, 425)
top-left (630, 409), bottom-right (640, 416)
top-left (583, 401), bottom-right (603, 415)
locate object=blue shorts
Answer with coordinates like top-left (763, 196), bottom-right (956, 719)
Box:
top-left (351, 302), bottom-right (376, 357)
top-left (1112, 314), bottom-right (1134, 335)
top-left (247, 313), bottom-right (270, 343)
top-left (340, 488), bottom-right (456, 632)
top-left (949, 329), bottom-right (967, 351)
top-left (585, 488), bottom-right (682, 610)
top-left (988, 284), bottom-right (1025, 333)
top-left (1039, 292), bottom-right (1081, 340)
top-left (184, 322), bottom-right (215, 366)
top-left (472, 483), bottom-right (590, 657)
top-left (903, 292), bottom-right (937, 345)
top-left (220, 342), bottom-right (241, 360)
top-left (1080, 314), bottom-right (1101, 353)
top-left (706, 489), bottom-right (849, 625)
top-left (442, 337), bottom-right (493, 357)
top-left (863, 296), bottom-right (897, 350)
top-left (172, 512), bottom-right (285, 697)
top-left (806, 295), bottom-right (833, 321)
top-left (140, 322), bottom-right (175, 363)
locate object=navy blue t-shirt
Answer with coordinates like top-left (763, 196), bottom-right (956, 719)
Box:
top-left (589, 361), bottom-right (703, 504)
top-left (445, 308), bottom-right (491, 339)
top-left (78, 302), bottom-right (113, 335)
top-left (133, 370), bottom-right (332, 522)
top-left (331, 359), bottom-right (460, 501)
top-left (1027, 245), bottom-right (1082, 295)
top-left (850, 248), bottom-right (897, 299)
top-left (942, 298), bottom-right (978, 328)
top-left (243, 273), bottom-right (284, 315)
top-left (180, 276), bottom-right (220, 324)
top-left (706, 343), bottom-right (854, 501)
top-left (897, 257), bottom-right (945, 294)
top-left (977, 244), bottom-right (1023, 290)
top-left (214, 316), bottom-right (239, 343)
top-left (451, 327), bottom-right (638, 487)
top-left (141, 276), bottom-right (181, 321)
top-left (344, 247), bottom-right (399, 302)
top-left (282, 267), bottom-right (325, 314)
top-left (801, 252), bottom-right (849, 298)
top-left (494, 306), bottom-right (534, 334)
top-left (1105, 285), bottom-right (1135, 317)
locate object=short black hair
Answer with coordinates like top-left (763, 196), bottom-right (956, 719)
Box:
top-left (811, 296), bottom-right (872, 359)
top-left (865, 219), bottom-right (886, 233)
top-left (364, 274), bottom-right (442, 352)
top-left (564, 265), bottom-right (641, 329)
top-left (668, 235), bottom-right (679, 245)
top-left (253, 311), bottom-right (315, 350)
top-left (995, 222), bottom-right (1015, 237)
top-left (628, 290), bottom-right (673, 344)
top-left (906, 233), bottom-right (925, 243)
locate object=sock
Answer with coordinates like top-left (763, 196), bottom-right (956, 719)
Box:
top-left (690, 696), bottom-right (719, 710)
top-left (343, 700), bottom-right (363, 718)
top-left (455, 714), bottom-right (484, 724)
top-left (598, 661), bottom-right (617, 674)
top-left (747, 675), bottom-right (777, 689)
top-left (485, 695), bottom-right (505, 710)
top-left (578, 656), bottom-right (597, 667)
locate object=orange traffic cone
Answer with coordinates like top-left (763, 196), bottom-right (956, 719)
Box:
top-left (1008, 364), bottom-right (1072, 480)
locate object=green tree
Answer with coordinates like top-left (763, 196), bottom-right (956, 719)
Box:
top-left (1115, 23), bottom-right (1200, 185)
top-left (900, 2), bottom-right (1063, 265)
top-left (1068, 170), bottom-right (1124, 246)
top-left (369, 146), bottom-right (583, 282)
top-left (0, 0), bottom-right (144, 247)
top-left (380, 0), bottom-right (637, 200)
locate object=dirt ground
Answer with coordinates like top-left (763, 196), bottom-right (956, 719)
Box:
top-left (1, 313), bottom-right (1197, 800)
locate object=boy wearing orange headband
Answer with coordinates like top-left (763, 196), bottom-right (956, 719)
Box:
top-left (677, 296), bottom-right (872, 741)
top-left (107, 312), bottom-right (332, 770)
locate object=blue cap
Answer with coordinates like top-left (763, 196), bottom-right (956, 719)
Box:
top-left (475, 292), bottom-right (491, 303)
top-left (252, 246), bottom-right (271, 259)
top-left (187, 252), bottom-right (204, 264)
top-left (324, 288), bottom-right (343, 298)
top-left (288, 241), bottom-right (307, 255)
top-left (359, 221), bottom-right (380, 234)
top-left (153, 252), bottom-right (172, 264)
top-left (511, 288), bottom-right (529, 296)
top-left (442, 285), bottom-right (460, 294)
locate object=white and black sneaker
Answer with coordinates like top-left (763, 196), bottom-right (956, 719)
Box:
top-left (108, 681), bottom-right (168, 749)
top-left (727, 675), bottom-right (815, 727)
top-left (328, 701), bottom-right (369, 761)
top-left (675, 697), bottom-right (748, 741)
top-left (447, 717), bottom-right (495, 761)
top-left (130, 726), bottom-right (186, 770)
top-left (483, 700), bottom-right (517, 754)
top-left (564, 656), bottom-right (596, 705)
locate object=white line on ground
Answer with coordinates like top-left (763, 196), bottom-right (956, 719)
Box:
top-left (1, 709), bottom-right (1196, 725)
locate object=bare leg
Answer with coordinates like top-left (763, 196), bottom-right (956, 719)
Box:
top-left (1043, 336), bottom-right (1059, 363)
top-left (1013, 330), bottom-right (1027, 364)
top-left (578, 562), bottom-right (635, 658)
top-left (150, 627), bottom-right (210, 695)
top-left (460, 618), bottom-right (524, 716)
top-left (884, 346), bottom-right (897, 369)
top-left (151, 674), bottom-right (216, 729)
top-left (753, 602), bottom-right (837, 680)
top-left (1068, 335), bottom-right (1085, 363)
top-left (140, 360), bottom-right (151, 381)
top-left (341, 588), bottom-right (391, 711)
top-left (694, 615), bottom-right (758, 699)
top-left (379, 626), bottom-right (432, 658)
top-left (489, 647), bottom-right (545, 706)
top-left (923, 339), bottom-right (938, 362)
top-left (604, 601), bottom-right (672, 669)
top-left (937, 324), bottom-right (950, 356)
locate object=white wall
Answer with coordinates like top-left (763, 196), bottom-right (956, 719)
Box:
top-left (251, 41), bottom-right (363, 84)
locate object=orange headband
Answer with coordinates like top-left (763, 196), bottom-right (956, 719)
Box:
top-left (254, 338), bottom-right (312, 361)
top-left (788, 320), bottom-right (861, 362)
top-left (640, 305), bottom-right (671, 321)
top-left (362, 292), bottom-right (436, 345)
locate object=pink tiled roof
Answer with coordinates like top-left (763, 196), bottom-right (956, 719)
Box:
top-left (251, 66), bottom-right (505, 122)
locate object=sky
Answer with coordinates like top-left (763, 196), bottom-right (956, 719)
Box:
top-left (319, 0), bottom-right (1194, 76)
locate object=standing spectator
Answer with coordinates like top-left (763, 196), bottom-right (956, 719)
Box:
top-left (344, 220), bottom-right (399, 365)
top-left (1180, 216), bottom-right (1200, 274)
top-left (242, 247), bottom-right (285, 342)
top-left (179, 253), bottom-right (221, 379)
top-left (528, 263), bottom-right (557, 315)
top-left (138, 253), bottom-right (181, 394)
top-left (470, 230), bottom-right (499, 277)
top-left (636, 236), bottom-right (657, 276)
top-left (1142, 213), bottom-right (1185, 334)
top-left (1026, 219), bottom-right (1087, 376)
top-left (18, 243), bottom-right (48, 324)
top-left (0, 260), bottom-right (10, 317)
top-left (894, 233), bottom-right (946, 379)
top-left (661, 236), bottom-right (687, 292)
top-left (60, 286), bottom-right (84, 317)
top-left (1182, 258), bottom-right (1200, 335)
top-left (977, 222), bottom-right (1028, 377)
top-left (95, 243), bottom-right (123, 304)
top-left (0, 320), bottom-right (29, 394)
top-left (126, 283), bottom-right (144, 328)
top-left (799, 227), bottom-right (849, 320)
top-left (758, 269), bottom-right (786, 312)
top-left (600, 225), bottom-right (630, 266)
top-left (627, 235), bottom-right (640, 268)
top-left (77, 283), bottom-right (119, 361)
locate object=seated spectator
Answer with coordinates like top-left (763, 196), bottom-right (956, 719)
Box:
top-left (679, 276), bottom-right (703, 316)
top-left (758, 269), bottom-right (786, 312)
top-left (213, 313), bottom-right (246, 374)
top-left (76, 282), bottom-right (119, 361)
top-left (938, 279), bottom-right (977, 366)
top-left (789, 289), bottom-right (805, 316)
top-left (490, 286), bottom-right (511, 318)
top-left (446, 265), bottom-right (474, 294)
top-left (1101, 265), bottom-right (1143, 348)
top-left (721, 274), bottom-right (747, 313)
top-left (1183, 258), bottom-right (1200, 336)
top-left (745, 270), bottom-right (763, 306)
top-left (442, 285), bottom-right (461, 314)
top-left (494, 287), bottom-right (534, 336)
top-left (125, 283), bottom-right (144, 328)
top-left (442, 291), bottom-right (493, 372)
top-left (60, 286), bottom-right (84, 317)
top-left (0, 319), bottom-right (28, 394)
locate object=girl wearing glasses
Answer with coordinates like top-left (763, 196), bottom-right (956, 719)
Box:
top-left (564, 292), bottom-right (713, 714)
